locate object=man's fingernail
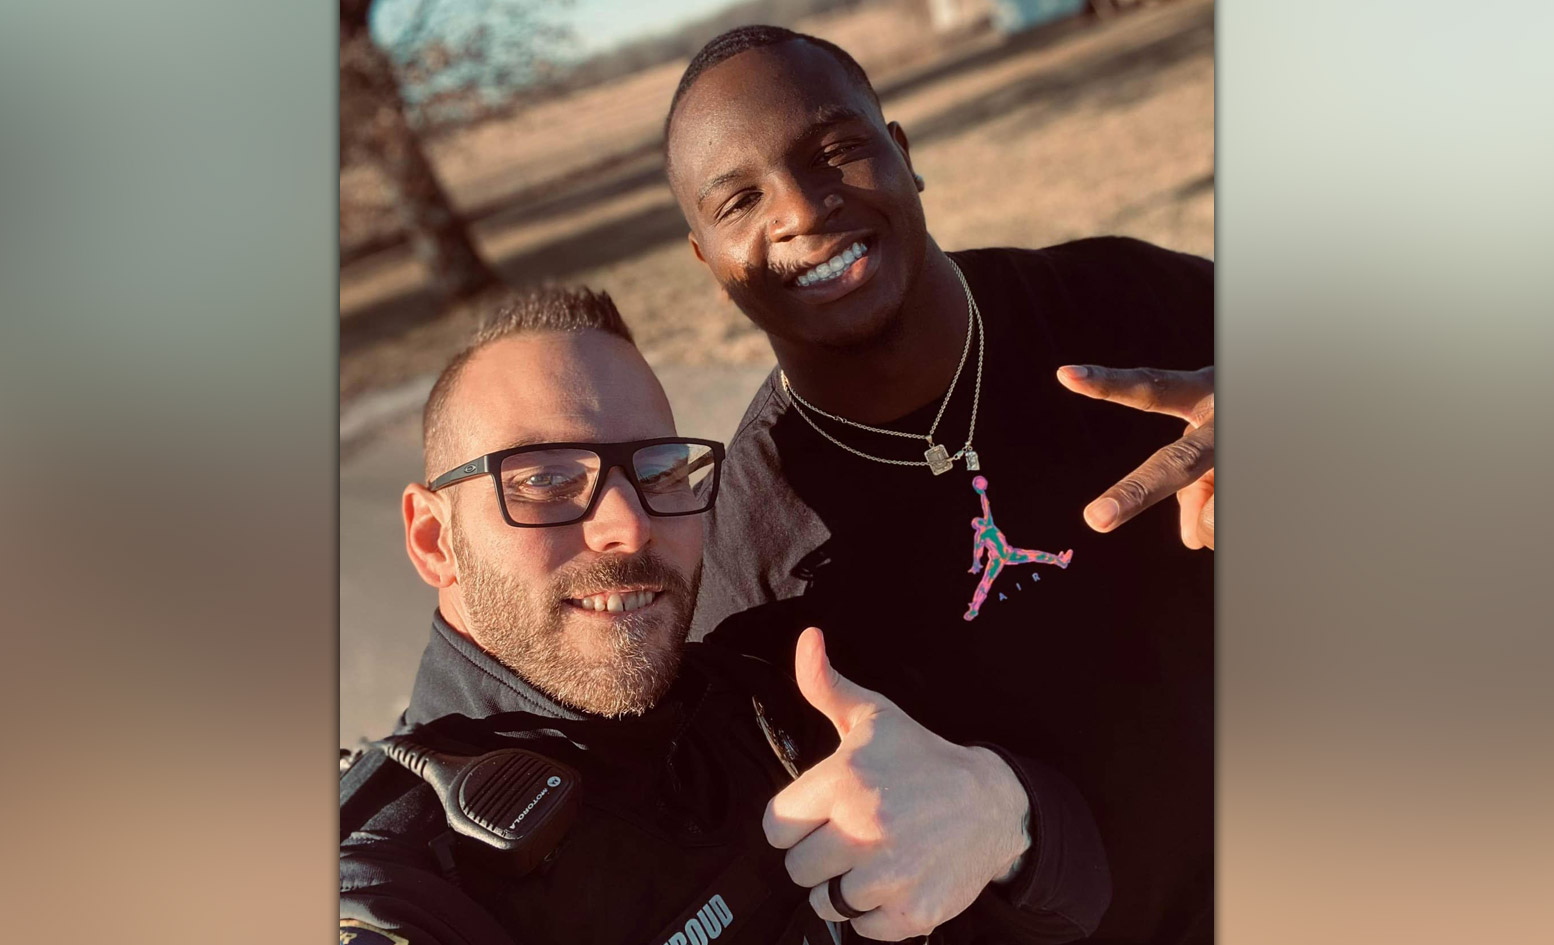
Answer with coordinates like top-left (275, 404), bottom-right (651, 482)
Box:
top-left (1058, 365), bottom-right (1089, 381)
top-left (1085, 498), bottom-right (1119, 531)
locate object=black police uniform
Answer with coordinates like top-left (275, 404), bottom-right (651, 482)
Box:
top-left (341, 613), bottom-right (1096, 945)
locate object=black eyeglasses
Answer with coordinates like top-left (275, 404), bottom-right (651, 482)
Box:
top-left (428, 438), bottom-right (725, 528)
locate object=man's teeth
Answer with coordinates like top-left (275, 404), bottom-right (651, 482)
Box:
top-left (796, 242), bottom-right (867, 287)
top-left (571, 590), bottom-right (658, 614)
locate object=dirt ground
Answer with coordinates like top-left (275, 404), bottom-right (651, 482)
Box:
top-left (340, 0), bottom-right (1214, 405)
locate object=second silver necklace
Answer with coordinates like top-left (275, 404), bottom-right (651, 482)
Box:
top-left (781, 257), bottom-right (985, 476)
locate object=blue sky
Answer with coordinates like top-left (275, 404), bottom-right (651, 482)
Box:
top-left (373, 0), bottom-right (745, 58)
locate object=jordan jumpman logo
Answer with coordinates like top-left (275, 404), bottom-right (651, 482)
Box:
top-left (964, 475), bottom-right (1073, 621)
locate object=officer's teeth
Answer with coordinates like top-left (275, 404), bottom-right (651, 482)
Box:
top-left (574, 590), bottom-right (657, 613)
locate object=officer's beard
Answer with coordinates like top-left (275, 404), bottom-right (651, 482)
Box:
top-left (450, 524), bottom-right (699, 719)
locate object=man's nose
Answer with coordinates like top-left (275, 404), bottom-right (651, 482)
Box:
top-left (581, 467), bottom-right (651, 553)
top-left (767, 175), bottom-right (841, 243)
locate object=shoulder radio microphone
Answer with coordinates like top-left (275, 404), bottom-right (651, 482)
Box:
top-left (378, 734), bottom-right (581, 876)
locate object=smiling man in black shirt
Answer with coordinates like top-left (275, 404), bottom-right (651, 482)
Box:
top-left (664, 27), bottom-right (1214, 945)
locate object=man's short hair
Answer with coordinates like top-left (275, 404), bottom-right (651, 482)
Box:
top-left (663, 25), bottom-right (881, 164)
top-left (422, 287), bottom-right (634, 479)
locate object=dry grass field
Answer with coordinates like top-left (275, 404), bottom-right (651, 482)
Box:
top-left (340, 0), bottom-right (1213, 405)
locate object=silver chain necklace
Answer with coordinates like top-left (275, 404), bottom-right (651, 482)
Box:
top-left (780, 258), bottom-right (984, 476)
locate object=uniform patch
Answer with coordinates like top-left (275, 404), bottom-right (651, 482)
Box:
top-left (340, 919), bottom-right (411, 944)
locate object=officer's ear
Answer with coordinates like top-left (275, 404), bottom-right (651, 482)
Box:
top-left (404, 483), bottom-right (457, 589)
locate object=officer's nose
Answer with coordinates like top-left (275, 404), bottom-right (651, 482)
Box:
top-left (581, 467), bottom-right (651, 554)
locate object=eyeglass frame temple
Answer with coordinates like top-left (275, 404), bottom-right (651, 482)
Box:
top-left (428, 454), bottom-right (493, 492)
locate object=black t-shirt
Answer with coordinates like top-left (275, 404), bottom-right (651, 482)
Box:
top-left (693, 238), bottom-right (1214, 945)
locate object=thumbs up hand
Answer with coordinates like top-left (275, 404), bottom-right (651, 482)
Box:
top-left (763, 628), bottom-right (1033, 941)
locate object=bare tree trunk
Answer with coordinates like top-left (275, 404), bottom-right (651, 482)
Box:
top-left (341, 0), bottom-right (497, 302)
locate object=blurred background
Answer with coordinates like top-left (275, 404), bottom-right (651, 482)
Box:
top-left (340, 0), bottom-right (1215, 748)
top-left (13, 2), bottom-right (1553, 940)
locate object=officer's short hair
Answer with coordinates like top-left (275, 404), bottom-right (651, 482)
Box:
top-left (422, 287), bottom-right (635, 480)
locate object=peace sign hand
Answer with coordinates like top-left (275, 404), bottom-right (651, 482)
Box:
top-left (1057, 365), bottom-right (1215, 550)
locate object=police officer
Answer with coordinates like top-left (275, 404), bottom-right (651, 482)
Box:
top-left (340, 288), bottom-right (1107, 945)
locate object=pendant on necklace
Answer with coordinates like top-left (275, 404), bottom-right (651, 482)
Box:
top-left (964, 448), bottom-right (980, 472)
top-left (924, 443), bottom-right (953, 475)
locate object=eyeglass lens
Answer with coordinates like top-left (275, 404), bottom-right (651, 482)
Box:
top-left (496, 442), bottom-right (716, 524)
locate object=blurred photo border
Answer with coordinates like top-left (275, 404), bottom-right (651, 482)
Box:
top-left (2, 1), bottom-right (1552, 943)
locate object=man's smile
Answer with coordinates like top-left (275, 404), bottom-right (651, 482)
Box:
top-left (782, 234), bottom-right (880, 303)
top-left (563, 587), bottom-right (662, 615)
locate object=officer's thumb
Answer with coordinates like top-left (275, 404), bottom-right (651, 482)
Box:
top-left (794, 626), bottom-right (884, 738)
